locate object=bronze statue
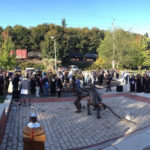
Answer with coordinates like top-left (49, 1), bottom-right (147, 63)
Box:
top-left (73, 84), bottom-right (105, 118)
top-left (73, 86), bottom-right (88, 113)
top-left (87, 85), bottom-right (106, 119)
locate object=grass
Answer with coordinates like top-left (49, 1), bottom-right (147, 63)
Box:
top-left (0, 96), bottom-right (5, 103)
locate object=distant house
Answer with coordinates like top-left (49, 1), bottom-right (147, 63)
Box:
top-left (28, 51), bottom-right (41, 59)
top-left (70, 53), bottom-right (83, 61)
top-left (85, 53), bottom-right (97, 61)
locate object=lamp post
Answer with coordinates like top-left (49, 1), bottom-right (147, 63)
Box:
top-left (51, 36), bottom-right (57, 70)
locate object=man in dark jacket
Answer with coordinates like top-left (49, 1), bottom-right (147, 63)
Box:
top-left (56, 77), bottom-right (63, 97)
top-left (12, 74), bottom-right (20, 92)
top-left (130, 75), bottom-right (135, 92)
top-left (106, 71), bottom-right (112, 92)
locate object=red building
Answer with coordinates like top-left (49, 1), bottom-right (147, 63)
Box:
top-left (10, 49), bottom-right (27, 59)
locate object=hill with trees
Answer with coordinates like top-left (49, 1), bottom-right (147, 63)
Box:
top-left (0, 20), bottom-right (150, 70)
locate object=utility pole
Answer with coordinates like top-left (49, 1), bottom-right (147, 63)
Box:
top-left (112, 19), bottom-right (115, 69)
top-left (51, 36), bottom-right (57, 70)
top-left (54, 39), bottom-right (57, 70)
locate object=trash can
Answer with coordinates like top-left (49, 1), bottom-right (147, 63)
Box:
top-left (23, 126), bottom-right (46, 150)
top-left (116, 85), bottom-right (123, 92)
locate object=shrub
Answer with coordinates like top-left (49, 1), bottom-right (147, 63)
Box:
top-left (0, 96), bottom-right (5, 103)
top-left (18, 61), bottom-right (45, 70)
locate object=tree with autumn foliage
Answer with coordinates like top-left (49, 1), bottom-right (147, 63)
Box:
top-left (91, 56), bottom-right (111, 69)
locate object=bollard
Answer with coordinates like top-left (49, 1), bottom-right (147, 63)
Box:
top-left (23, 113), bottom-right (46, 150)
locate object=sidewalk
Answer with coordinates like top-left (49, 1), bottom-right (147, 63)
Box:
top-left (97, 85), bottom-right (150, 150)
top-left (1, 84), bottom-right (150, 150)
top-left (103, 126), bottom-right (150, 150)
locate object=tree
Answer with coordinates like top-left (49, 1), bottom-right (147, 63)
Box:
top-left (30, 24), bottom-right (49, 52)
top-left (0, 37), bottom-right (16, 69)
top-left (142, 50), bottom-right (150, 68)
top-left (144, 32), bottom-right (149, 38)
top-left (40, 32), bottom-right (55, 58)
top-left (97, 28), bottom-right (148, 69)
top-left (133, 34), bottom-right (147, 69)
top-left (62, 18), bottom-right (67, 27)
top-left (12, 25), bottom-right (31, 50)
top-left (92, 56), bottom-right (111, 69)
top-left (0, 26), bottom-right (3, 49)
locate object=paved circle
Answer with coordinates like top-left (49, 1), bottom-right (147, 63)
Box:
top-left (1, 94), bottom-right (150, 150)
top-left (143, 145), bottom-right (150, 150)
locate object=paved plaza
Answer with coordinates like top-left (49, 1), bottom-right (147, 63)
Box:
top-left (1, 88), bottom-right (150, 150)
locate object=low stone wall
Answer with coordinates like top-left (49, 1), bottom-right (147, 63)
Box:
top-left (0, 95), bottom-right (12, 144)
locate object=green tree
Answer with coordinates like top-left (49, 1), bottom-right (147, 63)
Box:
top-left (133, 34), bottom-right (147, 69)
top-left (0, 37), bottom-right (16, 69)
top-left (142, 51), bottom-right (150, 68)
top-left (30, 24), bottom-right (49, 52)
top-left (62, 18), bottom-right (67, 27)
top-left (40, 32), bottom-right (55, 58)
top-left (0, 26), bottom-right (3, 49)
top-left (12, 25), bottom-right (31, 50)
top-left (97, 29), bottom-right (146, 69)
top-left (144, 32), bottom-right (149, 38)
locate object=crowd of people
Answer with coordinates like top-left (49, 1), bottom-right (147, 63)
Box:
top-left (125, 73), bottom-right (150, 93)
top-left (0, 68), bottom-right (114, 98)
top-left (0, 68), bottom-right (150, 98)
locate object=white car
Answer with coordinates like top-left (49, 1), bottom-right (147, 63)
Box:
top-left (68, 65), bottom-right (79, 71)
top-left (25, 68), bottom-right (35, 77)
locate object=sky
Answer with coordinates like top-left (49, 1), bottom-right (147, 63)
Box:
top-left (1, 0), bottom-right (150, 35)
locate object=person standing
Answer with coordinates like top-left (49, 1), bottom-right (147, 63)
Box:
top-left (35, 75), bottom-right (41, 97)
top-left (76, 77), bottom-right (81, 90)
top-left (56, 77), bottom-right (63, 97)
top-left (106, 71), bottom-right (112, 92)
top-left (30, 74), bottom-right (36, 95)
top-left (12, 73), bottom-right (20, 92)
top-left (50, 76), bottom-right (56, 96)
top-left (42, 75), bottom-right (49, 96)
top-left (136, 74), bottom-right (142, 92)
top-left (130, 75), bottom-right (136, 92)
top-left (0, 74), bottom-right (4, 96)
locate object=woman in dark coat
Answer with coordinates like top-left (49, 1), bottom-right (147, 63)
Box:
top-left (30, 75), bottom-right (36, 95)
top-left (56, 78), bottom-right (63, 97)
top-left (51, 76), bottom-right (56, 96)
top-left (130, 75), bottom-right (135, 92)
top-left (144, 76), bottom-right (150, 93)
top-left (136, 74), bottom-right (142, 92)
top-left (106, 71), bottom-right (112, 92)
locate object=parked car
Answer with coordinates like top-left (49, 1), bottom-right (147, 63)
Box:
top-left (68, 65), bottom-right (79, 71)
top-left (25, 68), bottom-right (35, 78)
top-left (14, 67), bottom-right (21, 73)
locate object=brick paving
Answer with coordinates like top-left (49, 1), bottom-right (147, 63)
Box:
top-left (1, 92), bottom-right (150, 150)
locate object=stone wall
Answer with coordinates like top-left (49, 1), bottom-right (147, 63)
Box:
top-left (0, 95), bottom-right (12, 144)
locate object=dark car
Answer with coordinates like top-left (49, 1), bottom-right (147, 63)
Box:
top-left (14, 67), bottom-right (21, 73)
